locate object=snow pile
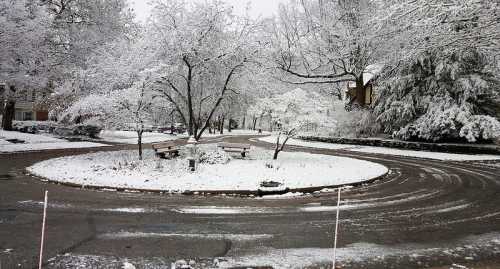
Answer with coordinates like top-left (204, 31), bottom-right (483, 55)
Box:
top-left (27, 146), bottom-right (388, 192)
top-left (0, 130), bottom-right (107, 153)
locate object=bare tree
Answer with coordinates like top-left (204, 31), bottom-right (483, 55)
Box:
top-left (270, 0), bottom-right (389, 100)
top-left (149, 0), bottom-right (262, 141)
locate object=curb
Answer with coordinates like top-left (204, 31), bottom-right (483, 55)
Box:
top-left (25, 169), bottom-right (389, 197)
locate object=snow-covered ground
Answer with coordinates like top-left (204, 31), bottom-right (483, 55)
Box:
top-left (221, 233), bottom-right (500, 268)
top-left (347, 146), bottom-right (500, 161)
top-left (1, 129), bottom-right (62, 143)
top-left (98, 130), bottom-right (187, 144)
top-left (45, 232), bottom-right (500, 269)
top-left (0, 130), bottom-right (107, 153)
top-left (27, 146), bottom-right (388, 192)
top-left (258, 135), bottom-right (354, 150)
top-left (98, 232), bottom-right (273, 241)
top-left (257, 136), bottom-right (500, 161)
top-left (99, 129), bottom-right (267, 144)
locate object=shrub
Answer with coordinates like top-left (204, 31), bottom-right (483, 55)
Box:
top-left (198, 149), bottom-right (231, 164)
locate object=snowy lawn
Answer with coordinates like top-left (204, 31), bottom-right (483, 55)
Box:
top-left (0, 129), bottom-right (62, 143)
top-left (98, 129), bottom-right (267, 144)
top-left (212, 129), bottom-right (270, 136)
top-left (27, 145), bottom-right (388, 192)
top-left (258, 136), bottom-right (500, 161)
top-left (258, 135), bottom-right (355, 150)
top-left (0, 130), bottom-right (107, 153)
top-left (98, 130), bottom-right (187, 144)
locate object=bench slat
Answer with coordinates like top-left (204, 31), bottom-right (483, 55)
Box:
top-left (156, 148), bottom-right (178, 153)
top-left (223, 148), bottom-right (249, 153)
top-left (217, 143), bottom-right (251, 149)
top-left (152, 142), bottom-right (177, 149)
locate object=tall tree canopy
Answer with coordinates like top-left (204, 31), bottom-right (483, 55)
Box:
top-left (374, 48), bottom-right (500, 142)
top-left (148, 0), bottom-right (262, 140)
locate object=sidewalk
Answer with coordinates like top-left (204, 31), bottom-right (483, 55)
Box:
top-left (298, 136), bottom-right (500, 155)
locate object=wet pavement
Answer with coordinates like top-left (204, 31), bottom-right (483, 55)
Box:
top-left (0, 135), bottom-right (499, 268)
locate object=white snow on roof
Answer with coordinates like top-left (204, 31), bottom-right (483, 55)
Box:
top-left (347, 64), bottom-right (384, 88)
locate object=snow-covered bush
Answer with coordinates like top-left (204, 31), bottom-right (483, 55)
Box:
top-left (12, 121), bottom-right (57, 134)
top-left (198, 149), bottom-right (231, 165)
top-left (251, 88), bottom-right (336, 159)
top-left (71, 123), bottom-right (102, 138)
top-left (332, 109), bottom-right (380, 138)
top-left (374, 48), bottom-right (500, 142)
top-left (52, 122), bottom-right (102, 138)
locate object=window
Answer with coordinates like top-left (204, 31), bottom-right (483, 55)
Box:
top-left (23, 111), bottom-right (33, 121)
top-left (15, 111), bottom-right (23, 121)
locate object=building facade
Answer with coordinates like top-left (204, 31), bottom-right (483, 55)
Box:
top-left (345, 64), bottom-right (383, 110)
top-left (0, 82), bottom-right (49, 121)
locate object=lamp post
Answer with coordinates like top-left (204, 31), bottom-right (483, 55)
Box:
top-left (186, 136), bottom-right (198, 171)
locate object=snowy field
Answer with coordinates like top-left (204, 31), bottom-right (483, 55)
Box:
top-left (27, 146), bottom-right (388, 192)
top-left (99, 129), bottom-right (267, 144)
top-left (257, 136), bottom-right (500, 161)
top-left (98, 130), bottom-right (187, 144)
top-left (0, 130), bottom-right (107, 153)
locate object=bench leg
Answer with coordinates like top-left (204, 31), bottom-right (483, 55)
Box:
top-left (241, 152), bottom-right (246, 158)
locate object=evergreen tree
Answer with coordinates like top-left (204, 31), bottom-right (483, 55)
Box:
top-left (374, 48), bottom-right (500, 142)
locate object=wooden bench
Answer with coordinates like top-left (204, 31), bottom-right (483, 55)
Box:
top-left (152, 142), bottom-right (179, 158)
top-left (217, 142), bottom-right (251, 157)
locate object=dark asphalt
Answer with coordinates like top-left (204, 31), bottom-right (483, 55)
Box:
top-left (0, 135), bottom-right (499, 269)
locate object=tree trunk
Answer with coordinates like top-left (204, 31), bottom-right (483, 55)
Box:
top-left (1, 100), bottom-right (15, 131)
top-left (273, 147), bottom-right (280, 160)
top-left (185, 59), bottom-right (195, 136)
top-left (219, 116), bottom-right (224, 134)
top-left (273, 134), bottom-right (290, 160)
top-left (273, 134), bottom-right (281, 160)
top-left (242, 115), bottom-right (246, 129)
top-left (0, 98), bottom-right (5, 118)
top-left (252, 116), bottom-right (257, 130)
top-left (228, 117), bottom-right (232, 132)
top-left (354, 76), bottom-right (365, 107)
top-left (137, 130), bottom-right (143, 160)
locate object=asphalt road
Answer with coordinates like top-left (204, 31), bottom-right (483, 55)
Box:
top-left (0, 135), bottom-right (499, 269)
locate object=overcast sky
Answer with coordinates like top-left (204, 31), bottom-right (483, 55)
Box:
top-left (128, 0), bottom-right (286, 23)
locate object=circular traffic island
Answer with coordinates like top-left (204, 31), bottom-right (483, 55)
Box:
top-left (27, 145), bottom-right (388, 195)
